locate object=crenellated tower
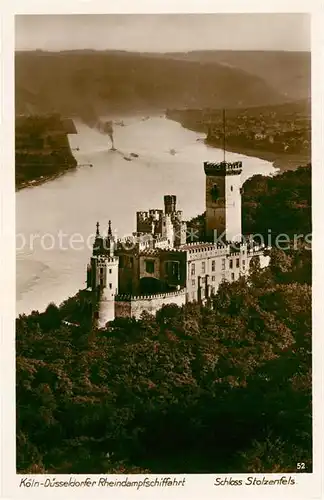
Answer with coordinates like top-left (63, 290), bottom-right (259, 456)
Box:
top-left (204, 161), bottom-right (242, 243)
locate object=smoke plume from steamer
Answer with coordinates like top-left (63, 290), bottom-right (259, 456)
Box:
top-left (97, 120), bottom-right (115, 148)
top-left (80, 110), bottom-right (115, 149)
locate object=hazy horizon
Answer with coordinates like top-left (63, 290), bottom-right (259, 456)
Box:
top-left (15, 48), bottom-right (310, 53)
top-left (15, 14), bottom-right (310, 53)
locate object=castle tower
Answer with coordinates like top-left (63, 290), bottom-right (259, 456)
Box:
top-left (164, 195), bottom-right (177, 215)
top-left (88, 221), bottom-right (119, 327)
top-left (204, 161), bottom-right (242, 243)
top-left (97, 254), bottom-right (119, 326)
top-left (162, 213), bottom-right (175, 247)
top-left (163, 195), bottom-right (186, 247)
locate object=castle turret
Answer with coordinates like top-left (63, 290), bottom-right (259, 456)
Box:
top-left (88, 221), bottom-right (119, 327)
top-left (162, 213), bottom-right (175, 247)
top-left (204, 161), bottom-right (242, 243)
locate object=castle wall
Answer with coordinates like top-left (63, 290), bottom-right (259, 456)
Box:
top-left (115, 300), bottom-right (132, 318)
top-left (185, 243), bottom-right (229, 302)
top-left (183, 242), bottom-right (269, 303)
top-left (115, 290), bottom-right (186, 319)
top-left (139, 255), bottom-right (161, 281)
top-left (98, 291), bottom-right (116, 326)
top-left (160, 250), bottom-right (187, 288)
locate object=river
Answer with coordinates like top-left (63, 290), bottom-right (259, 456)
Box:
top-left (16, 116), bottom-right (277, 316)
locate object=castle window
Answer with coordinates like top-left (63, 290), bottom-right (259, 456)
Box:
top-left (202, 261), bottom-right (206, 274)
top-left (236, 258), bottom-right (240, 268)
top-left (192, 292), bottom-right (196, 301)
top-left (221, 259), bottom-right (226, 270)
top-left (145, 260), bottom-right (155, 274)
top-left (229, 260), bottom-right (233, 269)
top-left (211, 184), bottom-right (220, 201)
top-left (230, 185), bottom-right (233, 191)
top-left (100, 278), bottom-right (104, 287)
top-left (109, 269), bottom-right (112, 274)
top-left (192, 279), bottom-right (196, 287)
top-left (191, 263), bottom-right (195, 276)
top-left (231, 273), bottom-right (235, 281)
top-left (243, 260), bottom-right (246, 267)
top-left (212, 275), bottom-right (215, 282)
top-left (212, 260), bottom-right (215, 272)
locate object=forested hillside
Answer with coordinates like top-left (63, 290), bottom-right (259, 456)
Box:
top-left (16, 166), bottom-right (312, 474)
top-left (15, 114), bottom-right (77, 189)
top-left (162, 50), bottom-right (310, 101)
top-left (15, 50), bottom-right (288, 116)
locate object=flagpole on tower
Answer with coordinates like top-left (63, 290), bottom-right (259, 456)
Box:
top-left (223, 108), bottom-right (226, 163)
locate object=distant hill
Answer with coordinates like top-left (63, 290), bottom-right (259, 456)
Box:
top-left (159, 51), bottom-right (311, 101)
top-left (15, 50), bottom-right (290, 116)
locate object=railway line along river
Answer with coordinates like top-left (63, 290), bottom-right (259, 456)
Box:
top-left (16, 115), bottom-right (277, 316)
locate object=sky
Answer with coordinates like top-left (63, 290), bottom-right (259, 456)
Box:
top-left (15, 13), bottom-right (310, 52)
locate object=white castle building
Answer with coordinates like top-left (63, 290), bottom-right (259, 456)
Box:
top-left (87, 160), bottom-right (270, 327)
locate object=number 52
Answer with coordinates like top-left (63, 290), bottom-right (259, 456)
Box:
top-left (297, 462), bottom-right (305, 470)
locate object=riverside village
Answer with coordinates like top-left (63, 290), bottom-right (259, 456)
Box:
top-left (87, 159), bottom-right (270, 327)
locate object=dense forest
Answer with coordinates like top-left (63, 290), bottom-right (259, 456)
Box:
top-left (16, 166), bottom-right (312, 474)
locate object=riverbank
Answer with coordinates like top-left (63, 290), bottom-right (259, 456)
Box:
top-left (205, 139), bottom-right (310, 172)
top-left (166, 101), bottom-right (311, 172)
top-left (16, 169), bottom-right (72, 192)
top-left (15, 115), bottom-right (78, 191)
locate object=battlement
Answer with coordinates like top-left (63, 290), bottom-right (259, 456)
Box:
top-left (180, 241), bottom-right (228, 252)
top-left (149, 209), bottom-right (163, 219)
top-left (204, 161), bottom-right (242, 176)
top-left (115, 288), bottom-right (186, 302)
top-left (137, 209), bottom-right (163, 221)
top-left (95, 255), bottom-right (118, 264)
top-left (136, 211), bottom-right (149, 221)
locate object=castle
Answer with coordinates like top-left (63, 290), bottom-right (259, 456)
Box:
top-left (86, 160), bottom-right (270, 326)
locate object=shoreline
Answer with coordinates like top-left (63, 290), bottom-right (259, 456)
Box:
top-left (204, 140), bottom-right (310, 172)
top-left (166, 117), bottom-right (310, 172)
top-left (16, 116), bottom-right (78, 192)
top-left (16, 169), bottom-right (75, 192)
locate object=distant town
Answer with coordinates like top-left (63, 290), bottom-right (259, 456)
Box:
top-left (167, 99), bottom-right (311, 170)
